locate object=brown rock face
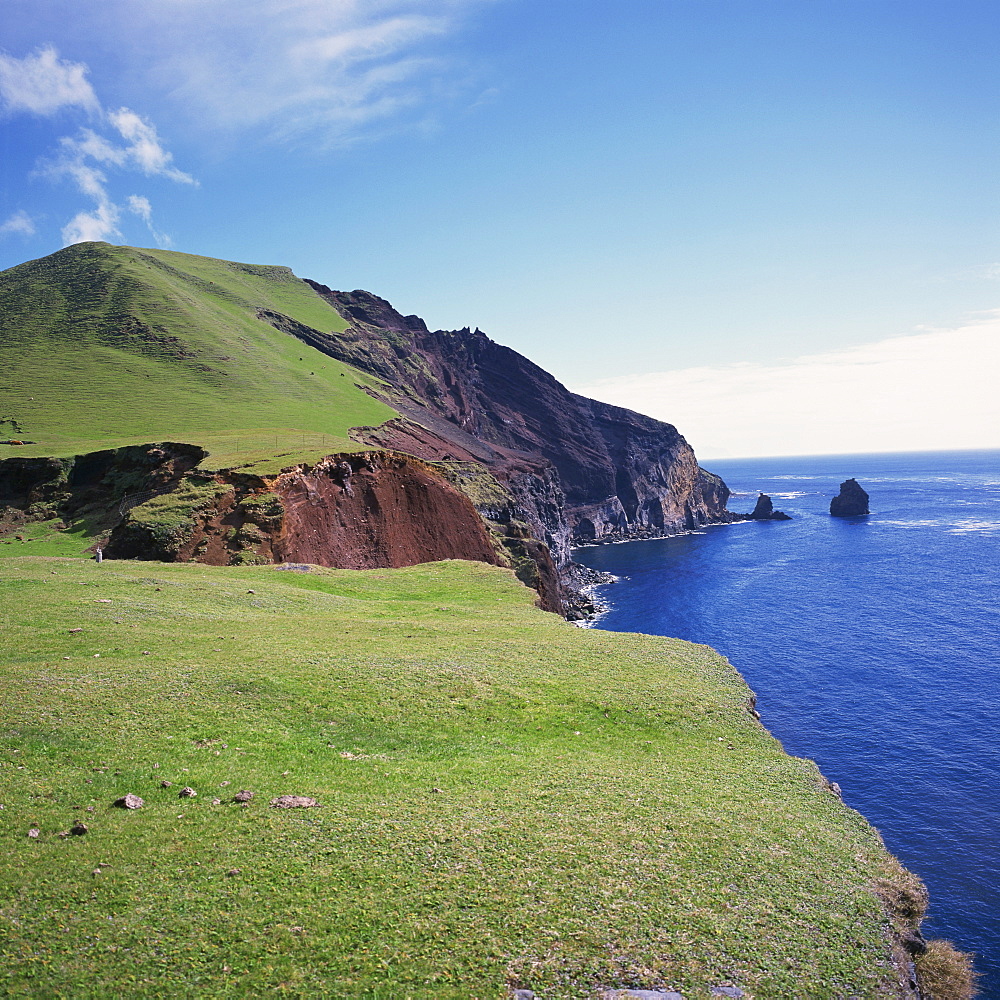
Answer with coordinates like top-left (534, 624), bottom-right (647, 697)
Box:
top-left (100, 450), bottom-right (527, 599)
top-left (270, 453), bottom-right (503, 570)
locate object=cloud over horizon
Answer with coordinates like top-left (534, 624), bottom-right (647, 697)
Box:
top-left (574, 316), bottom-right (1000, 459)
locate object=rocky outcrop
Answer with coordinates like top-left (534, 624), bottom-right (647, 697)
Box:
top-left (830, 478), bottom-right (870, 517)
top-left (279, 285), bottom-right (739, 563)
top-left (0, 443), bottom-right (205, 541)
top-left (103, 451), bottom-right (549, 595)
top-left (268, 453), bottom-right (504, 571)
top-left (747, 493), bottom-right (792, 521)
top-left (1, 443), bottom-right (556, 599)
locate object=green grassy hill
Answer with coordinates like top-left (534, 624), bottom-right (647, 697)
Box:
top-left (0, 553), bottom-right (932, 999)
top-left (0, 242), bottom-right (395, 471)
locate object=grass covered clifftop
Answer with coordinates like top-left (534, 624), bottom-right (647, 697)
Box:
top-left (0, 554), bottom-right (933, 998)
top-left (0, 242), bottom-right (395, 471)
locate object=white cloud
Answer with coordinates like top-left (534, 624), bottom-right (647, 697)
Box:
top-left (4, 44), bottom-right (198, 247)
top-left (108, 108), bottom-right (196, 184)
top-left (126, 194), bottom-right (171, 247)
top-left (574, 316), bottom-right (1000, 459)
top-left (61, 200), bottom-right (120, 244)
top-left (126, 194), bottom-right (153, 222)
top-left (0, 45), bottom-right (99, 115)
top-left (290, 15), bottom-right (446, 65)
top-left (0, 210), bottom-right (37, 238)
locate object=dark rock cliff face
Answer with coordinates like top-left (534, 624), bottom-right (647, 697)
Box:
top-left (290, 284), bottom-right (739, 568)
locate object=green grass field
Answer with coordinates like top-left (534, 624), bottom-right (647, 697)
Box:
top-left (0, 243), bottom-right (395, 471)
top-left (0, 553), bottom-right (921, 999)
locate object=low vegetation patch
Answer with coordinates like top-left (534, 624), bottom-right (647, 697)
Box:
top-left (0, 552), bottom-right (936, 998)
top-left (916, 940), bottom-right (980, 1000)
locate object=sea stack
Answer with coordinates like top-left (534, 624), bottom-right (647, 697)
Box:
top-left (830, 478), bottom-right (870, 516)
top-left (748, 493), bottom-right (792, 521)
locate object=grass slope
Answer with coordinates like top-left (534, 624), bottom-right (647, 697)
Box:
top-left (0, 243), bottom-right (395, 471)
top-left (0, 553), bottom-right (920, 999)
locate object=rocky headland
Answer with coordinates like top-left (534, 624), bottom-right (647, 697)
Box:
top-left (258, 285), bottom-right (744, 612)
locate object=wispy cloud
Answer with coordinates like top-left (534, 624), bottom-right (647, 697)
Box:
top-left (574, 316), bottom-right (1000, 459)
top-left (155, 1), bottom-right (480, 142)
top-left (106, 109), bottom-right (196, 184)
top-left (126, 194), bottom-right (171, 247)
top-left (0, 210), bottom-right (37, 238)
top-left (61, 200), bottom-right (120, 245)
top-left (1, 47), bottom-right (195, 246)
top-left (11, 1), bottom-right (494, 146)
top-left (0, 45), bottom-right (99, 115)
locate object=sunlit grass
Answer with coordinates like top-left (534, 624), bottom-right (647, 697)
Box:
top-left (0, 242), bottom-right (394, 468)
top-left (0, 555), bottom-right (919, 998)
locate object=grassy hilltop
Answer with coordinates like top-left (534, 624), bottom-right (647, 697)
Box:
top-left (0, 242), bottom-right (394, 471)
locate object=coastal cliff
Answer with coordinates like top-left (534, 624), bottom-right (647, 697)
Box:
top-left (274, 285), bottom-right (739, 570)
top-left (0, 242), bottom-right (740, 615)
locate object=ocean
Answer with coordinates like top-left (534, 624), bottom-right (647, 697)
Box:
top-left (573, 449), bottom-right (1000, 996)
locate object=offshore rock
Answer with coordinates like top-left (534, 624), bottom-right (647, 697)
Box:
top-left (830, 478), bottom-right (870, 516)
top-left (748, 493), bottom-right (792, 521)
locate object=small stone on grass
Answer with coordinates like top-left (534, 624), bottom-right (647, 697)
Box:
top-left (269, 795), bottom-right (320, 809)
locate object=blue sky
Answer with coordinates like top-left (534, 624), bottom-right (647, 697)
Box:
top-left (2, 0), bottom-right (998, 456)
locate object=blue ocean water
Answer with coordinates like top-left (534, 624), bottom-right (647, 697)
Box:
top-left (574, 450), bottom-right (1000, 995)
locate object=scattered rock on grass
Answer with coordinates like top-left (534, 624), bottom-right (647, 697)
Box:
top-left (70, 823), bottom-right (88, 836)
top-left (160, 780), bottom-right (173, 787)
top-left (114, 793), bottom-right (145, 810)
top-left (178, 787), bottom-right (197, 798)
top-left (27, 828), bottom-right (40, 839)
top-left (233, 790), bottom-right (254, 803)
top-left (269, 795), bottom-right (320, 809)
top-left (711, 990), bottom-right (745, 998)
